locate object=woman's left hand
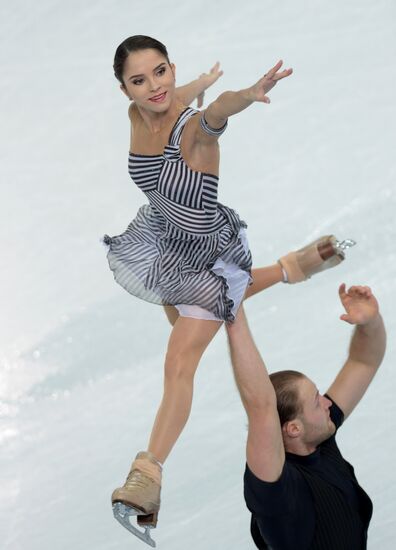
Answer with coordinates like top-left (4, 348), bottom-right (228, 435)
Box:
top-left (248, 60), bottom-right (293, 104)
top-left (197, 62), bottom-right (224, 107)
top-left (199, 62), bottom-right (224, 89)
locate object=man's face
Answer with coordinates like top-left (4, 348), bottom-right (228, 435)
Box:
top-left (297, 377), bottom-right (336, 446)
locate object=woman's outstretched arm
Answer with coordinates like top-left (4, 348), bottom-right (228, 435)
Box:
top-left (205, 60), bottom-right (293, 128)
top-left (176, 62), bottom-right (223, 107)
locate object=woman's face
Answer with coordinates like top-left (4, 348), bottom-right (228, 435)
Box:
top-left (121, 48), bottom-right (176, 112)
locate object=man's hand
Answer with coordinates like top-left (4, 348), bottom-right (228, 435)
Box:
top-left (247, 60), bottom-right (293, 104)
top-left (327, 284), bottom-right (385, 419)
top-left (338, 283), bottom-right (380, 325)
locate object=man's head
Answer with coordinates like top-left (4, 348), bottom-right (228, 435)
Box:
top-left (269, 370), bottom-right (335, 454)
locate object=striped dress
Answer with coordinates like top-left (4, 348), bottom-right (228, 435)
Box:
top-left (104, 107), bottom-right (252, 322)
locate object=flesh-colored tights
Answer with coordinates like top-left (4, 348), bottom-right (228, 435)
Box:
top-left (148, 263), bottom-right (283, 464)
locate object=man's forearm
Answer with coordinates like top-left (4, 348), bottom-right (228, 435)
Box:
top-left (349, 315), bottom-right (386, 369)
top-left (227, 307), bottom-right (276, 414)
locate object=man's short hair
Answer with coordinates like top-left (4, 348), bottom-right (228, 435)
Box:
top-left (269, 370), bottom-right (305, 427)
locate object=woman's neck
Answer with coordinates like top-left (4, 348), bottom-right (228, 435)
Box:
top-left (137, 100), bottom-right (186, 134)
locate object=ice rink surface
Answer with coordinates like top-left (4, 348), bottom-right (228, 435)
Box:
top-left (1, 0), bottom-right (395, 548)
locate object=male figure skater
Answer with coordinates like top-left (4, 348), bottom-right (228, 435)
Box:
top-left (227, 283), bottom-right (386, 549)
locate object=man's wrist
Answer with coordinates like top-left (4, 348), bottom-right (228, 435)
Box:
top-left (357, 313), bottom-right (383, 333)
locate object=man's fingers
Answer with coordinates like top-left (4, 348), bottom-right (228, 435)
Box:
top-left (340, 313), bottom-right (352, 324)
top-left (350, 287), bottom-right (362, 296)
top-left (338, 283), bottom-right (347, 298)
top-left (340, 284), bottom-right (374, 303)
top-left (349, 285), bottom-right (366, 296)
top-left (340, 284), bottom-right (363, 298)
top-left (350, 286), bottom-right (372, 299)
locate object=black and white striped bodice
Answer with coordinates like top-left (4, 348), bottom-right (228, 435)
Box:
top-left (128, 107), bottom-right (227, 235)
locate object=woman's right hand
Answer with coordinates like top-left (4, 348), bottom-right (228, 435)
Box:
top-left (202, 60), bottom-right (292, 129)
top-left (247, 60), bottom-right (293, 104)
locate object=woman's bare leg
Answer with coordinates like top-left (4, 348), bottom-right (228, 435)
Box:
top-left (148, 316), bottom-right (222, 463)
top-left (244, 264), bottom-right (283, 299)
top-left (163, 305), bottom-right (179, 326)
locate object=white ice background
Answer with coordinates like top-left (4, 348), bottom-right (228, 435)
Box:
top-left (1, 0), bottom-right (395, 548)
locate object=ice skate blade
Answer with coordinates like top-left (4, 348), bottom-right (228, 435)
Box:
top-left (113, 502), bottom-right (156, 547)
top-left (335, 238), bottom-right (356, 251)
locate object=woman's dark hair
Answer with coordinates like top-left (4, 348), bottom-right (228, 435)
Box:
top-left (113, 35), bottom-right (170, 85)
top-left (269, 370), bottom-right (305, 427)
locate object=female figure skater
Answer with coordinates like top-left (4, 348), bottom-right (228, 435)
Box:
top-left (104, 35), bottom-right (347, 544)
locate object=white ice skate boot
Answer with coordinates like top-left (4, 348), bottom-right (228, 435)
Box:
top-left (112, 451), bottom-right (162, 547)
top-left (278, 235), bottom-right (356, 283)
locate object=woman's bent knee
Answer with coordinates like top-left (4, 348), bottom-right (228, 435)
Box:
top-left (163, 350), bottom-right (200, 382)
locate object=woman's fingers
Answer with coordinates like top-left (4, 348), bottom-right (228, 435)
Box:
top-left (261, 62), bottom-right (292, 88)
top-left (264, 60), bottom-right (292, 78)
top-left (210, 61), bottom-right (221, 73)
top-left (266, 60), bottom-right (283, 78)
top-left (252, 61), bottom-right (292, 102)
top-left (273, 67), bottom-right (293, 80)
top-left (209, 61), bottom-right (223, 79)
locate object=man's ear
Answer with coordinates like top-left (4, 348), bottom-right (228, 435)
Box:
top-left (283, 419), bottom-right (302, 439)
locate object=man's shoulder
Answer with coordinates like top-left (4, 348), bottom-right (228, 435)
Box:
top-left (244, 460), bottom-right (307, 516)
top-left (245, 461), bottom-right (316, 548)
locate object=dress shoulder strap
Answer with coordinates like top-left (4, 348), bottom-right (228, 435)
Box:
top-left (169, 107), bottom-right (199, 146)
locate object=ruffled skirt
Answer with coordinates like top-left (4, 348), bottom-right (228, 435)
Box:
top-left (103, 203), bottom-right (252, 322)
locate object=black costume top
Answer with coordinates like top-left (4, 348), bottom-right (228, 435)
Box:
top-left (244, 397), bottom-right (373, 550)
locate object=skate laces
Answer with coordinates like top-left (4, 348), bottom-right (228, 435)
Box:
top-left (130, 457), bottom-right (162, 485)
top-left (125, 470), bottom-right (152, 491)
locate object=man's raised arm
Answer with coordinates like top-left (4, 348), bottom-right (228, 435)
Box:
top-left (326, 284), bottom-right (386, 419)
top-left (226, 306), bottom-right (285, 482)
